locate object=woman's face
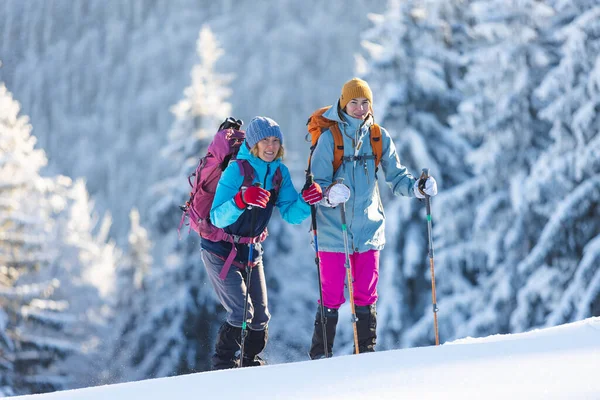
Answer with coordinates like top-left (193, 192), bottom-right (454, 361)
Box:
top-left (345, 97), bottom-right (370, 120)
top-left (256, 136), bottom-right (281, 162)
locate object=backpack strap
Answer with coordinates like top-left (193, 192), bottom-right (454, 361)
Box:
top-left (235, 159), bottom-right (255, 187)
top-left (269, 166), bottom-right (283, 204)
top-left (369, 124), bottom-right (382, 168)
top-left (307, 123), bottom-right (345, 174)
top-left (271, 166), bottom-right (283, 191)
top-left (235, 159), bottom-right (282, 193)
top-left (306, 106), bottom-right (346, 175)
top-left (329, 123), bottom-right (382, 171)
top-left (186, 157), bottom-right (207, 190)
top-left (329, 125), bottom-right (345, 173)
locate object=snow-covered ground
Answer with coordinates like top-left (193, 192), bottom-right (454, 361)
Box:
top-left (13, 317), bottom-right (600, 400)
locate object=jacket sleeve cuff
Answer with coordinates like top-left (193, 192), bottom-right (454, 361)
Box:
top-left (234, 191), bottom-right (247, 209)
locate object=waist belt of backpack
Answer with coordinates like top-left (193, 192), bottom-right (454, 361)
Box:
top-left (218, 229), bottom-right (269, 280)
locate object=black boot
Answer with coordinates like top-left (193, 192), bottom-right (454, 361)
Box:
top-left (309, 307), bottom-right (338, 360)
top-left (241, 327), bottom-right (268, 367)
top-left (212, 323), bottom-right (241, 370)
top-left (355, 304), bottom-right (377, 353)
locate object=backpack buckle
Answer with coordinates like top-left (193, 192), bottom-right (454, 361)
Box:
top-left (342, 155), bottom-right (376, 162)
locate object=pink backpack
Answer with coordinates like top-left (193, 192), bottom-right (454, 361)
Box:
top-left (179, 118), bottom-right (282, 245)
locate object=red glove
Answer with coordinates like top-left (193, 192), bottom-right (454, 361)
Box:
top-left (302, 182), bottom-right (323, 205)
top-left (234, 186), bottom-right (271, 209)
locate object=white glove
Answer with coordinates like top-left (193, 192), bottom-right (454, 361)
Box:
top-left (413, 177), bottom-right (438, 199)
top-left (322, 182), bottom-right (351, 207)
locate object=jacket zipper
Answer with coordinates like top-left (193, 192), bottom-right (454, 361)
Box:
top-left (263, 164), bottom-right (270, 189)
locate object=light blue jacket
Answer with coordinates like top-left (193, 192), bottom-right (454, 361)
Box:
top-left (310, 103), bottom-right (417, 253)
top-left (211, 142), bottom-right (310, 229)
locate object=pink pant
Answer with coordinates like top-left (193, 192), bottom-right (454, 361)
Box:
top-left (318, 250), bottom-right (379, 309)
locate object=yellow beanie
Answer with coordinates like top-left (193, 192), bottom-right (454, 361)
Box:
top-left (340, 78), bottom-right (373, 110)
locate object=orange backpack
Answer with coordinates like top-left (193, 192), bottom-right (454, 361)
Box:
top-left (306, 106), bottom-right (382, 173)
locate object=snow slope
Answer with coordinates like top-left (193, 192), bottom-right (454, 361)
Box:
top-left (12, 317), bottom-right (600, 400)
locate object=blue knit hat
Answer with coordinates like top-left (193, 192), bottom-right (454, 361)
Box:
top-left (245, 116), bottom-right (283, 148)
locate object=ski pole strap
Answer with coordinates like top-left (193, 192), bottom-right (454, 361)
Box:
top-left (177, 212), bottom-right (187, 240)
top-left (177, 201), bottom-right (198, 240)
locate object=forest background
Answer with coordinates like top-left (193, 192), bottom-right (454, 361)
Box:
top-left (1, 0), bottom-right (599, 396)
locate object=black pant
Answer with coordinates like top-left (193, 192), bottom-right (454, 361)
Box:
top-left (309, 307), bottom-right (338, 359)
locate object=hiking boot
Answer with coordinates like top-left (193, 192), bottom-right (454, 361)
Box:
top-left (212, 323), bottom-right (241, 370)
top-left (241, 327), bottom-right (268, 367)
top-left (355, 304), bottom-right (377, 353)
top-left (309, 307), bottom-right (338, 360)
top-left (242, 354), bottom-right (267, 367)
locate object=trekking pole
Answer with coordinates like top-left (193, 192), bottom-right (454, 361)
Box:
top-left (419, 169), bottom-right (440, 346)
top-left (240, 183), bottom-right (260, 366)
top-left (304, 174), bottom-right (329, 358)
top-left (337, 180), bottom-right (359, 354)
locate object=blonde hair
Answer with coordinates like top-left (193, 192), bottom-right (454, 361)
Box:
top-left (250, 144), bottom-right (285, 160)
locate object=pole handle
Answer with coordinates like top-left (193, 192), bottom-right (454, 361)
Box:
top-left (303, 173), bottom-right (314, 191)
top-left (418, 168), bottom-right (430, 195)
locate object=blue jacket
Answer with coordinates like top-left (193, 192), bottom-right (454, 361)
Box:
top-left (310, 102), bottom-right (417, 253)
top-left (202, 142), bottom-right (310, 263)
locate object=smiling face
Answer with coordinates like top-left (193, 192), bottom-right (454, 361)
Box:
top-left (255, 136), bottom-right (282, 162)
top-left (344, 97), bottom-right (370, 120)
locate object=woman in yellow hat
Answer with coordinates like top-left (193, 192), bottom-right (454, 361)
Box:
top-left (307, 78), bottom-right (438, 358)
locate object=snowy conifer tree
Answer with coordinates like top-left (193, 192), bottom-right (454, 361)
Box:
top-left (428, 0), bottom-right (600, 342)
top-left (0, 83), bottom-right (75, 394)
top-left (513, 0), bottom-right (600, 331)
top-left (0, 83), bottom-right (117, 394)
top-left (0, 306), bottom-right (14, 396)
top-left (424, 0), bottom-right (555, 341)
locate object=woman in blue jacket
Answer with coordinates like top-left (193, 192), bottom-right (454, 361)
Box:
top-left (202, 116), bottom-right (323, 370)
top-left (308, 78), bottom-right (438, 358)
